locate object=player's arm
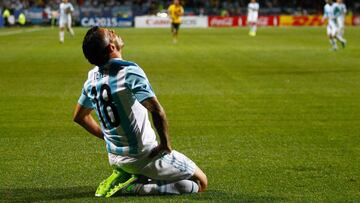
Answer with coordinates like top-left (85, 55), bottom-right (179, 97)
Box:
top-left (322, 8), bottom-right (328, 22)
top-left (179, 7), bottom-right (184, 16)
top-left (141, 97), bottom-right (172, 157)
top-left (73, 104), bottom-right (104, 140)
top-left (69, 4), bottom-right (74, 13)
top-left (125, 65), bottom-right (171, 155)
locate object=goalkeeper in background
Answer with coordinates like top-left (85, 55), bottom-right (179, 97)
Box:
top-left (168, 0), bottom-right (184, 43)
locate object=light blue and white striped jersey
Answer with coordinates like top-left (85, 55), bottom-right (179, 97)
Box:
top-left (323, 3), bottom-right (337, 24)
top-left (78, 58), bottom-right (158, 157)
top-left (333, 2), bottom-right (347, 22)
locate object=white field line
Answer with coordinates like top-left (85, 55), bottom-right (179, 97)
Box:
top-left (0, 28), bottom-right (43, 36)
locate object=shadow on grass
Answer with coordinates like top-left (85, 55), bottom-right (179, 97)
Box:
top-left (0, 187), bottom-right (287, 202)
top-left (176, 189), bottom-right (287, 202)
top-left (0, 186), bottom-right (94, 203)
top-left (111, 189), bottom-right (287, 202)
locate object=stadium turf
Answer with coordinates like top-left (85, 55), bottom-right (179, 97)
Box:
top-left (0, 26), bottom-right (359, 202)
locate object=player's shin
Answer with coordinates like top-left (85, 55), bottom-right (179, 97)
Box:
top-left (124, 180), bottom-right (199, 195)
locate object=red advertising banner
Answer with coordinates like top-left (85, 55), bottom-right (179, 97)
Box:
top-left (209, 16), bottom-right (279, 27)
top-left (280, 15), bottom-right (325, 26)
top-left (353, 16), bottom-right (360, 26)
top-left (207, 15), bottom-right (359, 27)
top-left (258, 16), bottom-right (279, 26)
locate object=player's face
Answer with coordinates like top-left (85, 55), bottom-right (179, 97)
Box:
top-left (106, 29), bottom-right (124, 51)
top-left (174, 0), bottom-right (179, 5)
top-left (63, 0), bottom-right (68, 3)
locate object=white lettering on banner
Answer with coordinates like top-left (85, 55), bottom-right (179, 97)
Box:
top-left (273, 17), bottom-right (278, 26)
top-left (135, 16), bottom-right (208, 28)
top-left (354, 16), bottom-right (360, 26)
top-left (258, 17), bottom-right (268, 26)
top-left (183, 19), bottom-right (197, 25)
top-left (146, 18), bottom-right (170, 25)
top-left (81, 17), bottom-right (132, 27)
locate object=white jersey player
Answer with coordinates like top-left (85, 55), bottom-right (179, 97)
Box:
top-left (322, 0), bottom-right (346, 51)
top-left (59, 0), bottom-right (74, 43)
top-left (334, 0), bottom-right (347, 38)
top-left (247, 0), bottom-right (259, 36)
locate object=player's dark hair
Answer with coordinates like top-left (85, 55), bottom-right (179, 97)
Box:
top-left (82, 26), bottom-right (110, 67)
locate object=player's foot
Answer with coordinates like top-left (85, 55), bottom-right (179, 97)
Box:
top-left (121, 182), bottom-right (142, 194)
top-left (249, 31), bottom-right (256, 37)
top-left (340, 40), bottom-right (346, 48)
top-left (95, 169), bottom-right (137, 197)
top-left (95, 169), bottom-right (138, 197)
top-left (105, 173), bottom-right (138, 197)
top-left (330, 47), bottom-right (338, 51)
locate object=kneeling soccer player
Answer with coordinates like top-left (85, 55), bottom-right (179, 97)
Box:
top-left (73, 26), bottom-right (208, 197)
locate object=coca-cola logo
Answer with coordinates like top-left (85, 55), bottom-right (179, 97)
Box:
top-left (209, 17), bottom-right (235, 27)
top-left (258, 17), bottom-right (268, 26)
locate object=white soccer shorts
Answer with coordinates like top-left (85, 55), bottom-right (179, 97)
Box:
top-left (327, 22), bottom-right (338, 37)
top-left (59, 15), bottom-right (72, 28)
top-left (247, 12), bottom-right (258, 23)
top-left (108, 150), bottom-right (197, 182)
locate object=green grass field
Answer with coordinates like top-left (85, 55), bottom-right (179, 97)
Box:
top-left (0, 26), bottom-right (359, 202)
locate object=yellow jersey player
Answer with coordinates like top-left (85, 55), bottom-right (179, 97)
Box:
top-left (168, 0), bottom-right (184, 43)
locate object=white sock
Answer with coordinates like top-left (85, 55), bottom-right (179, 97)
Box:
top-left (339, 27), bottom-right (344, 38)
top-left (69, 27), bottom-right (75, 36)
top-left (252, 25), bottom-right (257, 33)
top-left (59, 31), bottom-right (64, 42)
top-left (336, 35), bottom-right (346, 43)
top-left (126, 180), bottom-right (199, 195)
top-left (329, 38), bottom-right (338, 49)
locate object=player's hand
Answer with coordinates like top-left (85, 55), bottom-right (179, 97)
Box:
top-left (148, 144), bottom-right (172, 158)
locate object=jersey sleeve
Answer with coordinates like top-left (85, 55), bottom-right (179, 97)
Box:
top-left (323, 7), bottom-right (328, 18)
top-left (70, 4), bottom-right (74, 11)
top-left (125, 65), bottom-right (156, 103)
top-left (78, 87), bottom-right (93, 109)
top-left (168, 5), bottom-right (172, 14)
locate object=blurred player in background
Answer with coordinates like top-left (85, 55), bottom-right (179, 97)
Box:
top-left (168, 0), bottom-right (184, 43)
top-left (74, 26), bottom-right (208, 197)
top-left (334, 0), bottom-right (347, 39)
top-left (322, 0), bottom-right (346, 51)
top-left (59, 0), bottom-right (74, 43)
top-left (247, 0), bottom-right (259, 37)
